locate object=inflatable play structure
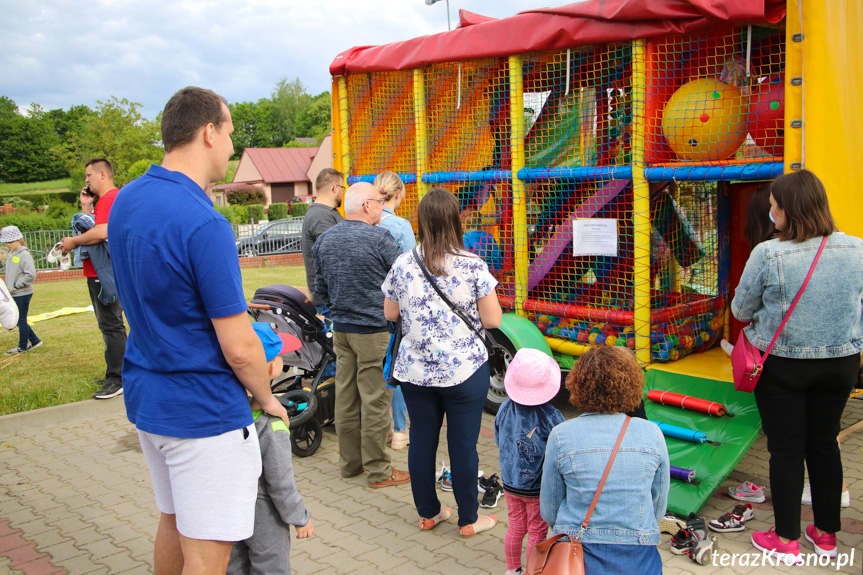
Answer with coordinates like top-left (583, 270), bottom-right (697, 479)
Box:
top-left (329, 0), bottom-right (863, 514)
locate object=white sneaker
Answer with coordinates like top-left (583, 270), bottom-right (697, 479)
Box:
top-left (59, 253), bottom-right (72, 270)
top-left (46, 242), bottom-right (63, 264)
top-left (801, 483), bottom-right (850, 508)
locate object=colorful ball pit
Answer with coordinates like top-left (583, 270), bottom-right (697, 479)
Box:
top-left (661, 78), bottom-right (749, 161)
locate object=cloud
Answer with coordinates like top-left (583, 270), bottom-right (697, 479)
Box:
top-left (0, 0), bottom-right (571, 117)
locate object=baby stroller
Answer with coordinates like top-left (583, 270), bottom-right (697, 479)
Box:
top-left (248, 284), bottom-right (337, 457)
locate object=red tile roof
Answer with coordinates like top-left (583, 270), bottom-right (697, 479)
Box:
top-left (239, 148), bottom-right (317, 183)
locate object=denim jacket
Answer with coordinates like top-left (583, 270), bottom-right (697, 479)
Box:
top-left (541, 413), bottom-right (669, 545)
top-left (732, 233), bottom-right (863, 359)
top-left (494, 400), bottom-right (565, 496)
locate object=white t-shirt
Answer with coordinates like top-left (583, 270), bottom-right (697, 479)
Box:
top-left (382, 248), bottom-right (498, 387)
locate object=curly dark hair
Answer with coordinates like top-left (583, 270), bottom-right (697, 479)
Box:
top-left (566, 346), bottom-right (644, 413)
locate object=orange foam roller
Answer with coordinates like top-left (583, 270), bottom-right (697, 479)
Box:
top-left (647, 390), bottom-right (727, 417)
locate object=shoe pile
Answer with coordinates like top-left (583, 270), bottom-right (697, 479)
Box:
top-left (708, 503), bottom-right (754, 533)
top-left (670, 513), bottom-right (716, 565)
top-left (659, 515), bottom-right (687, 535)
top-left (728, 481), bottom-right (766, 503)
top-left (478, 473), bottom-right (503, 509)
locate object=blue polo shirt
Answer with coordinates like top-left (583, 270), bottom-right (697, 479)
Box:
top-left (109, 164), bottom-right (252, 438)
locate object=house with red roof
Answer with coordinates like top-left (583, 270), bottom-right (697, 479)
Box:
top-left (229, 135), bottom-right (333, 205)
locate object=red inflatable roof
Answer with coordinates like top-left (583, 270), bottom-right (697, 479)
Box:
top-left (330, 0), bottom-right (785, 76)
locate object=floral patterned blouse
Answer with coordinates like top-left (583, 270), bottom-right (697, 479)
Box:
top-left (381, 248), bottom-right (498, 387)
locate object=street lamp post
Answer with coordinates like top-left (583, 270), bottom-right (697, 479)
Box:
top-left (424, 0), bottom-right (451, 31)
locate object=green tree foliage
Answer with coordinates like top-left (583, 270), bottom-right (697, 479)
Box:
top-left (226, 187), bottom-right (267, 206)
top-left (54, 97), bottom-right (162, 189)
top-left (0, 103), bottom-right (68, 183)
top-left (269, 77), bottom-right (312, 147)
top-left (295, 91), bottom-right (332, 140)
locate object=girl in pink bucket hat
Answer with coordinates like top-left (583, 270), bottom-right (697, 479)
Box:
top-left (495, 348), bottom-right (565, 575)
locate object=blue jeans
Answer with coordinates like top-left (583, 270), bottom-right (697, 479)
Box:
top-left (315, 304), bottom-right (336, 379)
top-left (401, 362), bottom-right (489, 526)
top-left (12, 294), bottom-right (40, 350)
top-left (391, 386), bottom-right (407, 432)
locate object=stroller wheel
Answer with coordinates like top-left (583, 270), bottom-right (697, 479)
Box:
top-left (278, 389), bottom-right (318, 429)
top-left (291, 417), bottom-right (323, 457)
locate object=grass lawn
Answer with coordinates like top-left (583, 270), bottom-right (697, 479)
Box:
top-left (0, 265), bottom-right (308, 416)
top-left (0, 178), bottom-right (71, 195)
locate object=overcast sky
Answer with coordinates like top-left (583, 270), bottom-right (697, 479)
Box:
top-left (1, 0), bottom-right (574, 118)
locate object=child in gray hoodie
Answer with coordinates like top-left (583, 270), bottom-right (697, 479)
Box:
top-left (2, 226), bottom-right (41, 354)
top-left (228, 322), bottom-right (314, 575)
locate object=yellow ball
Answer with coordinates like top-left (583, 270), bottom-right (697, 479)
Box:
top-left (661, 78), bottom-right (748, 161)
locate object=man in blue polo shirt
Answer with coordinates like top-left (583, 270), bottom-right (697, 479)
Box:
top-left (109, 86), bottom-right (289, 575)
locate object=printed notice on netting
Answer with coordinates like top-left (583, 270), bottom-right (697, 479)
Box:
top-left (573, 219), bottom-right (618, 257)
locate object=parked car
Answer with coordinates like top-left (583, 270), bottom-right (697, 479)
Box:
top-left (236, 218), bottom-right (304, 257)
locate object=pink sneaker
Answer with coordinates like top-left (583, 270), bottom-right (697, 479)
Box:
top-left (751, 528), bottom-right (803, 565)
top-left (804, 524), bottom-right (838, 558)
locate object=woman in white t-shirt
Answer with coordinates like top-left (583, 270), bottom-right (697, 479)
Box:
top-left (382, 187), bottom-right (502, 537)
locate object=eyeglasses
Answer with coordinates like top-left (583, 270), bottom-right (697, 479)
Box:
top-left (334, 184), bottom-right (346, 191)
top-left (364, 198), bottom-right (386, 206)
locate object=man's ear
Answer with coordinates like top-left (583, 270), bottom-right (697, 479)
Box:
top-left (267, 360), bottom-right (279, 379)
top-left (202, 123), bottom-right (216, 148)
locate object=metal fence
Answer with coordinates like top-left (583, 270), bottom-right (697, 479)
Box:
top-left (1, 216), bottom-right (307, 273)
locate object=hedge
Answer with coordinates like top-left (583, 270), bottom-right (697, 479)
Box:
top-left (268, 203), bottom-right (288, 221)
top-left (0, 191), bottom-right (78, 206)
top-left (226, 187), bottom-right (266, 206)
top-left (214, 205), bottom-right (234, 223)
top-left (247, 204), bottom-right (265, 224)
top-left (291, 203), bottom-right (310, 217)
top-left (0, 213), bottom-right (71, 232)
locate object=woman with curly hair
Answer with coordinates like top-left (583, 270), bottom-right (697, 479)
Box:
top-left (541, 346), bottom-right (669, 574)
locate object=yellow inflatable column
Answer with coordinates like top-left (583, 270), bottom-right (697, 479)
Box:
top-left (632, 40), bottom-right (652, 366)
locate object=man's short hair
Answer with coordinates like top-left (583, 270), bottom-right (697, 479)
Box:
top-left (344, 182), bottom-right (376, 214)
top-left (316, 168), bottom-right (343, 193)
top-left (161, 87), bottom-right (229, 153)
top-left (85, 158), bottom-right (113, 178)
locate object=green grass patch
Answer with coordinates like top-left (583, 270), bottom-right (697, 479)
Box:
top-left (0, 265), bottom-right (308, 416)
top-left (0, 179), bottom-right (71, 195)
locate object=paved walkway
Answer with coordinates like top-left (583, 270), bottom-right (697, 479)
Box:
top-left (1, 394), bottom-right (862, 574)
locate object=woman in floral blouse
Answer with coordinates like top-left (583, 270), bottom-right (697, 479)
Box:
top-left (382, 187), bottom-right (502, 537)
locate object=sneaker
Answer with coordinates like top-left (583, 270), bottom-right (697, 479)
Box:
top-left (479, 474), bottom-right (503, 509)
top-left (391, 430), bottom-right (410, 450)
top-left (728, 481), bottom-right (766, 503)
top-left (46, 243), bottom-right (63, 264)
top-left (708, 503), bottom-right (754, 533)
top-left (685, 512), bottom-right (708, 540)
top-left (59, 253), bottom-right (71, 271)
top-left (801, 482), bottom-right (851, 508)
top-left (751, 528), bottom-right (804, 565)
top-left (369, 467), bottom-right (411, 488)
top-left (93, 380), bottom-right (123, 399)
top-left (688, 535), bottom-right (717, 565)
top-left (659, 515), bottom-right (687, 535)
top-left (5, 346), bottom-right (26, 355)
top-left (435, 461), bottom-right (449, 483)
top-left (27, 341), bottom-right (43, 351)
top-left (670, 528), bottom-right (698, 555)
top-left (440, 467), bottom-right (483, 492)
top-left (804, 524), bottom-right (838, 558)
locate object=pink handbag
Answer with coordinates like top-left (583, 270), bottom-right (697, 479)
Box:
top-left (732, 236), bottom-right (827, 392)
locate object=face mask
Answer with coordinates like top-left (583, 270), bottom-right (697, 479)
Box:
top-left (768, 211), bottom-right (775, 224)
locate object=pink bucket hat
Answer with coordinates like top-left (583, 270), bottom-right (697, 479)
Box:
top-left (504, 348), bottom-right (561, 406)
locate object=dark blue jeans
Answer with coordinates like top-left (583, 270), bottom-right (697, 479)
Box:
top-left (401, 362), bottom-right (489, 526)
top-left (12, 294), bottom-right (39, 350)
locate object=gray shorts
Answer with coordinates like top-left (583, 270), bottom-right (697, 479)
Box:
top-left (138, 425), bottom-right (261, 541)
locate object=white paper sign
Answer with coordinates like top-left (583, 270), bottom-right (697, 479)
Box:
top-left (573, 219), bottom-right (618, 257)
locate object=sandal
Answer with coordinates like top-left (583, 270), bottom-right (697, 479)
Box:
top-left (419, 506), bottom-right (452, 530)
top-left (458, 514), bottom-right (497, 537)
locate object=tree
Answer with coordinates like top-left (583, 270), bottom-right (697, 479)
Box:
top-left (0, 103), bottom-right (67, 183)
top-left (47, 105), bottom-right (94, 141)
top-left (54, 97), bottom-right (162, 188)
top-left (295, 91), bottom-right (332, 141)
top-left (269, 77), bottom-right (312, 147)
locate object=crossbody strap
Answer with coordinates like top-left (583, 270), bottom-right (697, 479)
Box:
top-left (581, 416), bottom-right (631, 532)
top-left (412, 247), bottom-right (486, 342)
top-left (762, 235), bottom-right (828, 357)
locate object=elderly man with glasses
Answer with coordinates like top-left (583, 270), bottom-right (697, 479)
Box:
top-left (313, 182), bottom-right (409, 489)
